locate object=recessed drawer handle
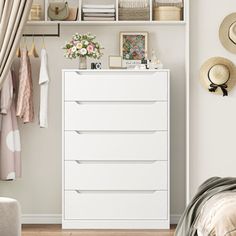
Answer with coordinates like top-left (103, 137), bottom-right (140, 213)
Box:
top-left (74, 190), bottom-right (158, 194)
top-left (73, 160), bottom-right (158, 164)
top-left (72, 130), bottom-right (159, 134)
top-left (75, 101), bottom-right (80, 105)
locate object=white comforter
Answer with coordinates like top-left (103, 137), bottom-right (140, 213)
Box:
top-left (195, 192), bottom-right (236, 236)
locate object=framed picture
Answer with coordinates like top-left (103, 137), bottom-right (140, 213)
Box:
top-left (109, 56), bottom-right (123, 69)
top-left (120, 32), bottom-right (148, 66)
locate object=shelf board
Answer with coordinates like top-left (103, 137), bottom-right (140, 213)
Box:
top-left (27, 20), bottom-right (186, 26)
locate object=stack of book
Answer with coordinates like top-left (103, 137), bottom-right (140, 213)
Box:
top-left (82, 4), bottom-right (116, 21)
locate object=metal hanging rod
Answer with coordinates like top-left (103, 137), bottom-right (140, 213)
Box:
top-left (22, 23), bottom-right (60, 37)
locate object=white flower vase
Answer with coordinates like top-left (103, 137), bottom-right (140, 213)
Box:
top-left (79, 56), bottom-right (87, 70)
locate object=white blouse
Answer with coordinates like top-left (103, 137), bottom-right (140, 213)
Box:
top-left (39, 48), bottom-right (50, 128)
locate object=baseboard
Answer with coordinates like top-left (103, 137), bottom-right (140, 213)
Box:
top-left (170, 214), bottom-right (181, 224)
top-left (21, 214), bottom-right (62, 224)
top-left (22, 214), bottom-right (181, 225)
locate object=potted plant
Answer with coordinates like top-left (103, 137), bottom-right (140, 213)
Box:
top-left (63, 32), bottom-right (103, 69)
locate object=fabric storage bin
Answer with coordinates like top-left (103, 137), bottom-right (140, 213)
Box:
top-left (119, 7), bottom-right (150, 21)
top-left (153, 6), bottom-right (182, 21)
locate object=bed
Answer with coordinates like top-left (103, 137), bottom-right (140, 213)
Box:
top-left (195, 192), bottom-right (236, 236)
top-left (175, 177), bottom-right (236, 236)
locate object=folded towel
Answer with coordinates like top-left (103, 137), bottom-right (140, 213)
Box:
top-left (83, 13), bottom-right (115, 17)
top-left (82, 8), bottom-right (115, 13)
top-left (83, 4), bottom-right (115, 9)
top-left (83, 16), bottom-right (115, 21)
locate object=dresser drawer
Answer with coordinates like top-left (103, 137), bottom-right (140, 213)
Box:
top-left (64, 102), bottom-right (167, 131)
top-left (64, 71), bottom-right (168, 101)
top-left (64, 131), bottom-right (168, 161)
top-left (64, 191), bottom-right (168, 220)
top-left (65, 161), bottom-right (167, 190)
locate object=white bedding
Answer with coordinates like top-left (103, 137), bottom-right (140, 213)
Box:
top-left (197, 231), bottom-right (204, 236)
top-left (194, 191), bottom-right (236, 236)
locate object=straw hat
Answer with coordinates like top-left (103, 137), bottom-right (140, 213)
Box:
top-left (219, 13), bottom-right (236, 53)
top-left (199, 57), bottom-right (236, 96)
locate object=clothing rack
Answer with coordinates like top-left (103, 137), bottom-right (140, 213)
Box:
top-left (22, 23), bottom-right (60, 37)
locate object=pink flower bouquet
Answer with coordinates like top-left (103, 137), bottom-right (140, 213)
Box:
top-left (63, 33), bottom-right (103, 59)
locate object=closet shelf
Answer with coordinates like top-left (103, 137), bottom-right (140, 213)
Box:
top-left (27, 0), bottom-right (185, 26)
top-left (27, 20), bottom-right (186, 26)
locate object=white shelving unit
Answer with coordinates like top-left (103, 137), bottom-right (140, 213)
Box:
top-left (27, 20), bottom-right (186, 26)
top-left (27, 0), bottom-right (185, 25)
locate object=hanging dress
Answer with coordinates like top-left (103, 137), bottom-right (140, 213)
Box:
top-left (16, 48), bottom-right (34, 123)
top-left (39, 48), bottom-right (50, 128)
top-left (0, 71), bottom-right (21, 180)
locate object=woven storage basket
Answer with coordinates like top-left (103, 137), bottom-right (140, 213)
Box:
top-left (119, 7), bottom-right (150, 21)
top-left (28, 4), bottom-right (42, 21)
top-left (153, 6), bottom-right (182, 21)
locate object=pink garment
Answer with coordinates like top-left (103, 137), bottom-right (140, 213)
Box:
top-left (0, 71), bottom-right (21, 180)
top-left (16, 49), bottom-right (34, 123)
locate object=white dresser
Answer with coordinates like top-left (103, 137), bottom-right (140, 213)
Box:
top-left (62, 70), bottom-right (170, 229)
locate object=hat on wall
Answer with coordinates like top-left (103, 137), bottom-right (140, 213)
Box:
top-left (199, 57), bottom-right (236, 96)
top-left (219, 13), bottom-right (236, 53)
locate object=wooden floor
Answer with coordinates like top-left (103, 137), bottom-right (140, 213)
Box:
top-left (22, 225), bottom-right (176, 236)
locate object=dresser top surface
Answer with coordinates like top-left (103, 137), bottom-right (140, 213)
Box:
top-left (62, 69), bottom-right (170, 73)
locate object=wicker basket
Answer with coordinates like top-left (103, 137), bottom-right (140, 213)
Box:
top-left (28, 4), bottom-right (42, 21)
top-left (153, 6), bottom-right (182, 21)
top-left (119, 7), bottom-right (150, 21)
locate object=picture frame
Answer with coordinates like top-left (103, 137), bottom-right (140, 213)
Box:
top-left (120, 31), bottom-right (148, 67)
top-left (109, 56), bottom-right (123, 69)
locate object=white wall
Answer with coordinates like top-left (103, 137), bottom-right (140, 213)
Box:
top-left (0, 24), bottom-right (186, 219)
top-left (190, 0), bottom-right (236, 197)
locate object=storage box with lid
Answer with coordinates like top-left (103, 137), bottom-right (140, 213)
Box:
top-left (153, 0), bottom-right (183, 21)
top-left (153, 6), bottom-right (183, 21)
